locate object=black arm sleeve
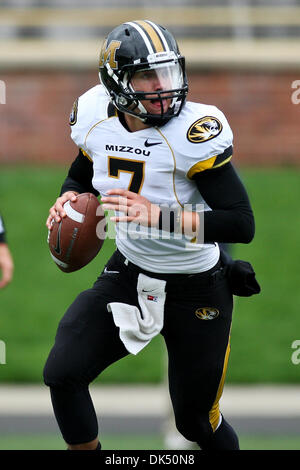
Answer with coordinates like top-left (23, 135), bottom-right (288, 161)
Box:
top-left (60, 149), bottom-right (99, 197)
top-left (193, 162), bottom-right (255, 244)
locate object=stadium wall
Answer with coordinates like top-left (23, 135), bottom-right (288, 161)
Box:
top-left (1, 68), bottom-right (299, 167)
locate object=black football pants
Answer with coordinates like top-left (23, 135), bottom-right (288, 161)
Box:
top-left (43, 249), bottom-right (239, 449)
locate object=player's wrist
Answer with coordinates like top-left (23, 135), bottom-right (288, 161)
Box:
top-left (157, 206), bottom-right (182, 233)
top-left (182, 210), bottom-right (199, 236)
top-left (157, 206), bottom-right (200, 237)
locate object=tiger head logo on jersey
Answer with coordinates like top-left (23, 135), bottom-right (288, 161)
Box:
top-left (187, 117), bottom-right (223, 143)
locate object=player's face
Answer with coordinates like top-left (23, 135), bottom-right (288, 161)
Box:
top-left (130, 65), bottom-right (177, 114)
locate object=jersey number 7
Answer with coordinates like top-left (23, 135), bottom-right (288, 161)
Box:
top-left (108, 156), bottom-right (145, 194)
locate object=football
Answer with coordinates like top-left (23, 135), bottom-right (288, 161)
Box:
top-left (48, 193), bottom-right (106, 273)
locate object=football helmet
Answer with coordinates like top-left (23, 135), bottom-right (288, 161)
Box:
top-left (99, 20), bottom-right (188, 126)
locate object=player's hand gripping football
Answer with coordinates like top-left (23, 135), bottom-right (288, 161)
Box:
top-left (101, 189), bottom-right (160, 227)
top-left (46, 191), bottom-right (79, 230)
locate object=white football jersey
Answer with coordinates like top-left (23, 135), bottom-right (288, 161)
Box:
top-left (70, 85), bottom-right (233, 273)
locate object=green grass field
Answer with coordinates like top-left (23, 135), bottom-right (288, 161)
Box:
top-left (0, 166), bottom-right (299, 384)
top-left (0, 432), bottom-right (300, 450)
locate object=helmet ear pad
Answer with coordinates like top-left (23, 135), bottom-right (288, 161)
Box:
top-left (100, 67), bottom-right (140, 115)
top-left (99, 21), bottom-right (188, 126)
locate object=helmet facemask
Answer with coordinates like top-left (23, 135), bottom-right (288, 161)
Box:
top-left (100, 51), bottom-right (188, 127)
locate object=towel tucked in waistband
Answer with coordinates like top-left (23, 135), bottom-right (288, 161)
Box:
top-left (107, 273), bottom-right (166, 355)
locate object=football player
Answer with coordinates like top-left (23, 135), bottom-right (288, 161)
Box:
top-left (0, 214), bottom-right (14, 288)
top-left (44, 20), bottom-right (257, 450)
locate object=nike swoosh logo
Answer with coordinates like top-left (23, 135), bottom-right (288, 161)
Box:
top-left (54, 221), bottom-right (62, 254)
top-left (142, 289), bottom-right (156, 293)
top-left (144, 139), bottom-right (162, 147)
top-left (104, 267), bottom-right (120, 274)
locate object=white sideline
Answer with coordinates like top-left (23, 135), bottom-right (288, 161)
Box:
top-left (0, 384), bottom-right (299, 417)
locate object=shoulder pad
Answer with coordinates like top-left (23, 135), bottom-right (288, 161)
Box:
top-left (69, 85), bottom-right (111, 154)
top-left (165, 102), bottom-right (233, 178)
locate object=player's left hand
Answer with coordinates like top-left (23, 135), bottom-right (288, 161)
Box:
top-left (101, 189), bottom-right (160, 227)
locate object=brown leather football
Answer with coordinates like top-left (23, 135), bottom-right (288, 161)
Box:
top-left (48, 193), bottom-right (106, 273)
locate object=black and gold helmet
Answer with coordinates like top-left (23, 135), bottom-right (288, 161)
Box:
top-left (99, 20), bottom-right (188, 126)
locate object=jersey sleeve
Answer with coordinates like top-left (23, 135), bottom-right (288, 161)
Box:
top-left (180, 104), bottom-right (234, 180)
top-left (69, 85), bottom-right (109, 162)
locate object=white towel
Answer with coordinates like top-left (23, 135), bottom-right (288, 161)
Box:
top-left (107, 273), bottom-right (166, 355)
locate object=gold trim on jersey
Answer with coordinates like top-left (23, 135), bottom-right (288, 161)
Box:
top-left (187, 155), bottom-right (217, 178)
top-left (80, 147), bottom-right (93, 162)
top-left (209, 338), bottom-right (231, 432)
top-left (134, 20), bottom-right (165, 53)
top-left (156, 128), bottom-right (184, 209)
top-left (186, 154), bottom-right (232, 179)
top-left (84, 116), bottom-right (116, 149)
top-left (212, 155), bottom-right (232, 169)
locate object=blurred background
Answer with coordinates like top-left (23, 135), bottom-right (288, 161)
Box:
top-left (0, 0), bottom-right (300, 450)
